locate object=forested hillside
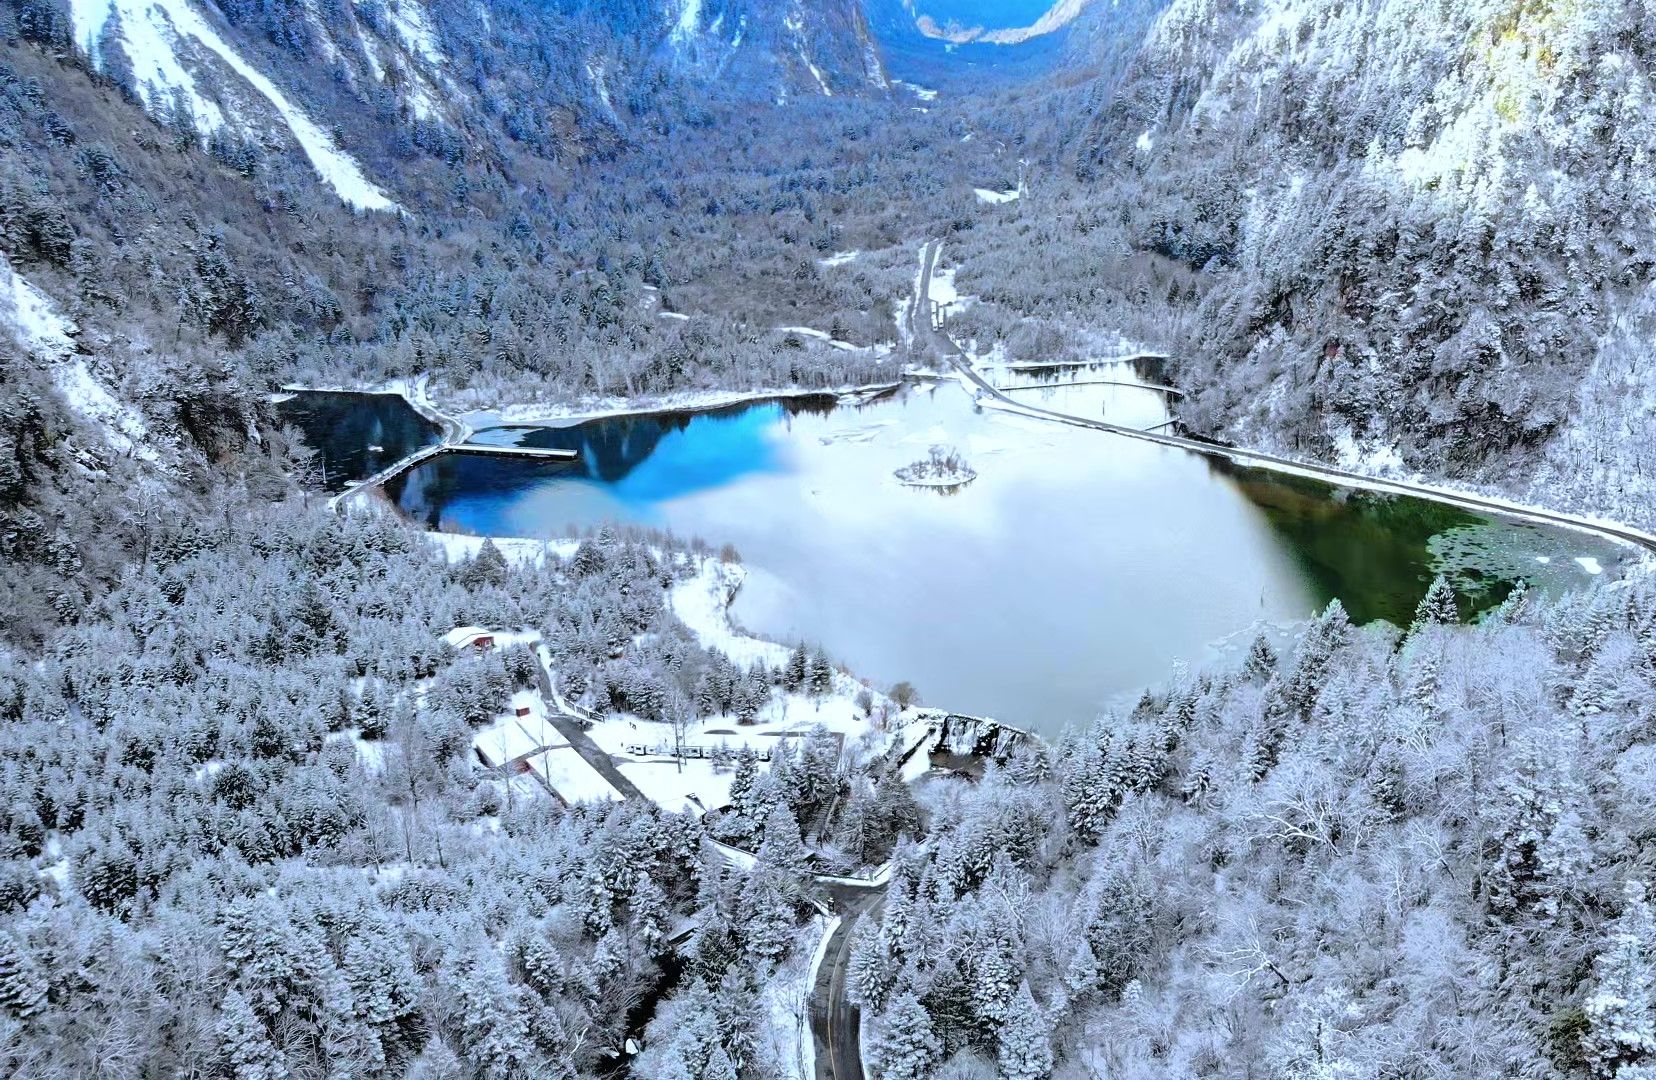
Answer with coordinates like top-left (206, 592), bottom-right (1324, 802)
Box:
top-left (852, 580), bottom-right (1656, 1077)
top-left (1061, 0), bottom-right (1656, 520)
top-left (0, 511), bottom-right (870, 1076)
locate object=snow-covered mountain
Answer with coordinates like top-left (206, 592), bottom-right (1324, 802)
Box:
top-left (1035, 0), bottom-right (1656, 511)
top-left (861, 0), bottom-right (1108, 85)
top-left (899, 0), bottom-right (1094, 46)
top-left (661, 0), bottom-right (889, 96)
top-left (70, 0), bottom-right (417, 209)
top-left (57, 0), bottom-right (888, 211)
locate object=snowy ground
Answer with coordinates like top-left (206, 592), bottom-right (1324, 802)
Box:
top-left (818, 250), bottom-right (860, 268)
top-left (776, 326), bottom-right (879, 353)
top-left (769, 914), bottom-right (831, 1079)
top-left (1331, 425), bottom-right (1406, 476)
top-left (928, 264), bottom-right (976, 315)
top-left (974, 187), bottom-right (1021, 205)
top-left (1, 252), bottom-right (74, 359)
top-left (569, 559), bottom-right (912, 814)
top-left (379, 547), bottom-right (928, 810)
top-left (0, 252), bottom-right (162, 461)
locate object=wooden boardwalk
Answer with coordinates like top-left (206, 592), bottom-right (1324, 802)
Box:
top-left (331, 443), bottom-right (576, 511)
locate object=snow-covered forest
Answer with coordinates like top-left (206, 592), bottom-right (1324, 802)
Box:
top-left (0, 505), bottom-right (899, 1076)
top-left (3, 0), bottom-right (1656, 1076)
top-left (852, 582), bottom-right (1656, 1077)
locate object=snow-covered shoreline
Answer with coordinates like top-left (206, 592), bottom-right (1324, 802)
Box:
top-left (418, 530), bottom-right (940, 811)
top-left (457, 379), bottom-right (903, 429)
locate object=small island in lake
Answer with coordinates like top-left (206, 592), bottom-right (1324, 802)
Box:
top-left (895, 444), bottom-right (978, 488)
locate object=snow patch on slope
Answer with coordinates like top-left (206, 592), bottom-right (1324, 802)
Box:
top-left (71, 0), bottom-right (226, 131)
top-left (0, 255), bottom-right (75, 360)
top-left (54, 360), bottom-right (154, 459)
top-left (1331, 426), bottom-right (1404, 475)
top-left (71, 0), bottom-right (397, 211)
top-left (785, 11), bottom-right (833, 96)
top-left (672, 0), bottom-right (704, 45)
top-left (384, 0), bottom-right (443, 66)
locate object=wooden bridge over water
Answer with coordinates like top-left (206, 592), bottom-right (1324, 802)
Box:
top-left (331, 442), bottom-right (577, 511)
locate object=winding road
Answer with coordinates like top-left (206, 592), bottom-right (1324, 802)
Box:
top-left (810, 882), bottom-right (886, 1080)
top-left (914, 240), bottom-right (1656, 557)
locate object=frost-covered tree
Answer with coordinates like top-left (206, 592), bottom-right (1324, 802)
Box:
top-left (216, 988), bottom-right (286, 1080)
top-left (997, 982), bottom-right (1054, 1080)
top-left (1411, 575), bottom-right (1460, 634)
top-left (873, 991), bottom-right (943, 1080)
top-left (1583, 880), bottom-right (1656, 1075)
top-left (846, 922), bottom-right (895, 1012)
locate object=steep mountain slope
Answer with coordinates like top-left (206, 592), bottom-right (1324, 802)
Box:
top-left (52, 0), bottom-right (889, 213)
top-left (1046, 0), bottom-right (1656, 521)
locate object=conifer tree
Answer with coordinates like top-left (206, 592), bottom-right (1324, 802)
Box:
top-left (809, 647), bottom-right (834, 697)
top-left (758, 803), bottom-right (808, 879)
top-left (1243, 633), bottom-right (1277, 681)
top-left (784, 643), bottom-right (809, 691)
top-left (997, 982), bottom-right (1054, 1080)
top-left (0, 931), bottom-right (45, 1021)
top-left (216, 988), bottom-right (287, 1080)
top-left (737, 868), bottom-right (795, 967)
top-left (454, 954), bottom-right (537, 1080)
top-left (873, 992), bottom-right (942, 1080)
top-left (846, 923), bottom-right (894, 1012)
top-left (1411, 575), bottom-right (1460, 634)
top-left (1583, 880), bottom-right (1656, 1075)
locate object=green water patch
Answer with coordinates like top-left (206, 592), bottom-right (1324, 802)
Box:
top-left (1428, 522), bottom-right (1607, 604)
top-left (1212, 458), bottom-right (1624, 626)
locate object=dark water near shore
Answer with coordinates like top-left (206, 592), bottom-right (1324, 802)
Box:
top-left (275, 390), bottom-right (441, 491)
top-left (358, 381), bottom-right (1630, 733)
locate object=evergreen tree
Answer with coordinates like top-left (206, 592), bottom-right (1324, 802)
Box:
top-left (736, 868), bottom-right (795, 967)
top-left (1583, 880), bottom-right (1656, 1076)
top-left (758, 804), bottom-right (809, 880)
top-left (0, 931), bottom-right (45, 1021)
top-left (873, 992), bottom-right (942, 1080)
top-left (972, 911), bottom-right (1022, 1026)
top-left (1062, 939), bottom-right (1101, 1000)
top-left (704, 1046), bottom-right (738, 1080)
top-left (1243, 633), bottom-right (1278, 681)
top-left (629, 872), bottom-right (670, 956)
top-left (1411, 575), bottom-right (1460, 634)
top-left (808, 646), bottom-right (834, 697)
top-left (997, 982), bottom-right (1054, 1080)
top-left (784, 643), bottom-right (809, 691)
top-left (846, 923), bottom-right (894, 1012)
top-left (216, 988), bottom-right (287, 1080)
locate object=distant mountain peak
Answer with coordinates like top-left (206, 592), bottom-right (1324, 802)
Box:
top-left (907, 0), bottom-right (1093, 46)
